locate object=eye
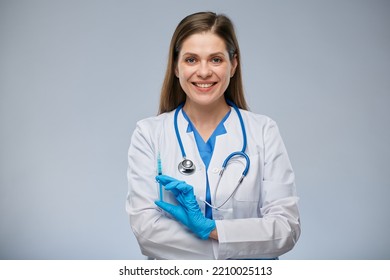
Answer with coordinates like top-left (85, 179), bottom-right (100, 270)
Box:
top-left (185, 57), bottom-right (197, 64)
top-left (211, 57), bottom-right (223, 64)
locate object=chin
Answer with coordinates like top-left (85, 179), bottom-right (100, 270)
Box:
top-left (187, 95), bottom-right (225, 107)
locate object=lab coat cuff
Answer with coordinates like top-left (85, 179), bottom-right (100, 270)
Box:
top-left (213, 220), bottom-right (227, 260)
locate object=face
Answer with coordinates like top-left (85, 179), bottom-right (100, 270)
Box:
top-left (175, 32), bottom-right (237, 108)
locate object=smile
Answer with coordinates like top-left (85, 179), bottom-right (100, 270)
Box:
top-left (192, 83), bottom-right (217, 88)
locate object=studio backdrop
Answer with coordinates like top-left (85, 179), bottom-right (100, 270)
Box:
top-left (1, 0), bottom-right (389, 259)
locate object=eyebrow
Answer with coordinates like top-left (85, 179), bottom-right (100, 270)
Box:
top-left (181, 52), bottom-right (227, 57)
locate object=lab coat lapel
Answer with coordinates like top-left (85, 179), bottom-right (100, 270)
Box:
top-left (176, 110), bottom-right (207, 197)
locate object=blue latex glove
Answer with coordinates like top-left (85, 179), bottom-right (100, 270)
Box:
top-left (155, 175), bottom-right (216, 240)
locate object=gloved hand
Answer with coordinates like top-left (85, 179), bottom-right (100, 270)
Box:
top-left (155, 175), bottom-right (216, 240)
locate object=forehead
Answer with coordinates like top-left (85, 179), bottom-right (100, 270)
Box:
top-left (180, 32), bottom-right (227, 55)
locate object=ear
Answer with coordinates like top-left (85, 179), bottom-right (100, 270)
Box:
top-left (230, 54), bottom-right (238, 78)
top-left (175, 65), bottom-right (179, 78)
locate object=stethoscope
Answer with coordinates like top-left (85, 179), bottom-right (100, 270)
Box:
top-left (174, 99), bottom-right (250, 210)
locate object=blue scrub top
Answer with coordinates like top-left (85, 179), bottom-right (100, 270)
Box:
top-left (182, 109), bottom-right (231, 219)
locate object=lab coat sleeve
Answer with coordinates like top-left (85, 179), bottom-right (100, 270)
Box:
top-left (126, 120), bottom-right (215, 259)
top-left (214, 118), bottom-right (301, 259)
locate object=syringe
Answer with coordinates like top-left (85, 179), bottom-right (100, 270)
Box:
top-left (157, 153), bottom-right (163, 201)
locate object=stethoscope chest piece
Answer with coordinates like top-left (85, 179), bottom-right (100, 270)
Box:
top-left (178, 159), bottom-right (196, 175)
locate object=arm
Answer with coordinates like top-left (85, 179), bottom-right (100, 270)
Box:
top-left (214, 118), bottom-right (300, 259)
top-left (126, 121), bottom-right (215, 259)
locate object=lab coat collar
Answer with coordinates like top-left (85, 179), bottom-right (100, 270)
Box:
top-left (181, 109), bottom-right (229, 138)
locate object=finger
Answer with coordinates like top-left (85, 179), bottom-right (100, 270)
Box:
top-left (155, 200), bottom-right (178, 214)
top-left (155, 175), bottom-right (192, 195)
top-left (156, 175), bottom-right (181, 185)
top-left (165, 181), bottom-right (193, 194)
top-left (163, 180), bottom-right (183, 197)
top-left (155, 200), bottom-right (188, 227)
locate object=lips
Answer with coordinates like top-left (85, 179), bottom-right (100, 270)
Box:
top-left (192, 82), bottom-right (217, 88)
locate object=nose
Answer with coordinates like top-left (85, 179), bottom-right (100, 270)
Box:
top-left (197, 61), bottom-right (212, 78)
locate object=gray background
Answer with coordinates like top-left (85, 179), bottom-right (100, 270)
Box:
top-left (1, 0), bottom-right (389, 259)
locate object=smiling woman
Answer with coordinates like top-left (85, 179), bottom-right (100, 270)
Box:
top-left (159, 12), bottom-right (247, 114)
top-left (175, 32), bottom-right (237, 140)
top-left (126, 11), bottom-right (300, 260)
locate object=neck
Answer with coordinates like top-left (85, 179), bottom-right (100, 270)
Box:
top-left (183, 99), bottom-right (230, 141)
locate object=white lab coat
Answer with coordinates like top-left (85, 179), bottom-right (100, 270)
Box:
top-left (126, 107), bottom-right (300, 259)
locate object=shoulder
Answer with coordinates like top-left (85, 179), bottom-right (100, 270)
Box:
top-left (133, 110), bottom-right (175, 138)
top-left (237, 109), bottom-right (284, 145)
top-left (136, 110), bottom-right (175, 129)
top-left (129, 111), bottom-right (175, 152)
top-left (239, 109), bottom-right (278, 129)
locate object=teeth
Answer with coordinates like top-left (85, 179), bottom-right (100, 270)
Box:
top-left (195, 83), bottom-right (214, 88)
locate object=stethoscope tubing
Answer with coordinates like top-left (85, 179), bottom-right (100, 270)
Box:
top-left (174, 100), bottom-right (250, 210)
top-left (226, 99), bottom-right (247, 154)
top-left (174, 103), bottom-right (187, 159)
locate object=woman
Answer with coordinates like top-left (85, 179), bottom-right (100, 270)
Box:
top-left (126, 11), bottom-right (300, 259)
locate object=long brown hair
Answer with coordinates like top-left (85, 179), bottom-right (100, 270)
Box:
top-left (158, 12), bottom-right (248, 114)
